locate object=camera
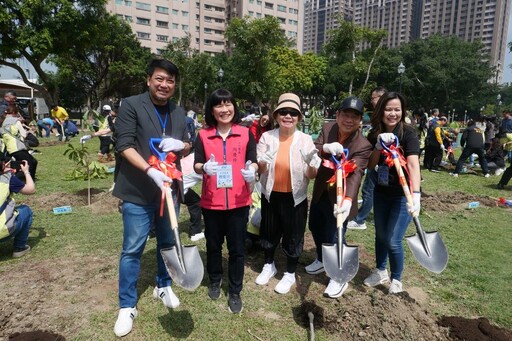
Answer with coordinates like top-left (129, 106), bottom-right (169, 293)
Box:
top-left (9, 160), bottom-right (23, 171)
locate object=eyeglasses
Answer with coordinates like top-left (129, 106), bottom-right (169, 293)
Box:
top-left (278, 110), bottom-right (300, 117)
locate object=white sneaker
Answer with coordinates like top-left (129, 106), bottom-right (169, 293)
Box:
top-left (449, 173), bottom-right (458, 177)
top-left (305, 259), bottom-right (324, 275)
top-left (274, 272), bottom-right (296, 294)
top-left (495, 168), bottom-right (505, 176)
top-left (255, 262), bottom-right (277, 285)
top-left (191, 232), bottom-right (205, 242)
top-left (363, 268), bottom-right (390, 287)
top-left (347, 220), bottom-right (367, 230)
top-left (153, 286), bottom-right (180, 308)
top-left (323, 279), bottom-right (348, 298)
top-left (484, 173), bottom-right (490, 178)
top-left (114, 307), bottom-right (138, 337)
top-left (388, 279), bottom-right (403, 294)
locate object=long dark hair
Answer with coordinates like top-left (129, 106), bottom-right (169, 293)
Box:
top-left (204, 88), bottom-right (241, 127)
top-left (369, 92), bottom-right (408, 141)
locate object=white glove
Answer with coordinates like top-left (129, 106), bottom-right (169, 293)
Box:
top-left (241, 160), bottom-right (256, 184)
top-left (323, 142), bottom-right (344, 156)
top-left (441, 145), bottom-right (447, 152)
top-left (258, 149), bottom-right (277, 165)
top-left (241, 114), bottom-right (257, 123)
top-left (80, 135), bottom-right (92, 144)
top-left (159, 137), bottom-right (185, 152)
top-left (333, 199), bottom-right (352, 220)
top-left (147, 168), bottom-right (172, 190)
top-left (375, 133), bottom-right (396, 150)
top-left (408, 192), bottom-right (421, 216)
top-left (203, 154), bottom-right (218, 176)
top-left (300, 149), bottom-right (321, 169)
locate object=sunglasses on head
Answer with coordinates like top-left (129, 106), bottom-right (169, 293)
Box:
top-left (278, 110), bottom-right (300, 117)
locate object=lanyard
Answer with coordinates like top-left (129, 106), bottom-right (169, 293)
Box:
top-left (153, 106), bottom-right (169, 137)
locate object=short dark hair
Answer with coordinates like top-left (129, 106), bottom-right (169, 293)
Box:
top-left (4, 90), bottom-right (17, 97)
top-left (146, 58), bottom-right (180, 79)
top-left (204, 88), bottom-right (241, 127)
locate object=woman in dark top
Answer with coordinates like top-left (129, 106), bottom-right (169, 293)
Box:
top-left (363, 92), bottom-right (421, 294)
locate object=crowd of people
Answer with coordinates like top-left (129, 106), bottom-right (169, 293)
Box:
top-left (2, 58), bottom-right (511, 338)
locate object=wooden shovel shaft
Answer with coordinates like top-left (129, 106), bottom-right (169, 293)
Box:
top-left (392, 157), bottom-right (418, 218)
top-left (164, 186), bottom-right (186, 271)
top-left (336, 168), bottom-right (344, 228)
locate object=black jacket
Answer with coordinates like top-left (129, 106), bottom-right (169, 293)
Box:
top-left (461, 124), bottom-right (485, 149)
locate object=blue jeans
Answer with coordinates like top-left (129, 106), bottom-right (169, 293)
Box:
top-left (308, 192), bottom-right (347, 262)
top-left (372, 192), bottom-right (412, 281)
top-left (37, 120), bottom-right (52, 137)
top-left (1, 205), bottom-right (33, 249)
top-left (118, 199), bottom-right (179, 308)
top-left (353, 169), bottom-right (376, 224)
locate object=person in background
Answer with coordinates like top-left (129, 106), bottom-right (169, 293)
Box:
top-left (306, 96), bottom-right (372, 298)
top-left (485, 137), bottom-right (506, 175)
top-left (80, 105), bottom-right (117, 162)
top-left (424, 115), bottom-right (447, 172)
top-left (250, 105), bottom-right (273, 143)
top-left (112, 58), bottom-right (191, 337)
top-left (427, 108), bottom-right (439, 127)
top-left (500, 111), bottom-right (512, 163)
top-left (450, 117), bottom-right (490, 178)
top-left (347, 86), bottom-right (387, 230)
top-left (484, 117), bottom-right (496, 150)
top-left (0, 158), bottom-right (35, 258)
top-left (0, 90), bottom-right (17, 115)
top-left (50, 104), bottom-right (70, 142)
top-left (194, 88), bottom-right (257, 314)
top-left (37, 117), bottom-right (54, 138)
top-left (254, 93), bottom-right (320, 295)
top-left (364, 91), bottom-right (421, 295)
top-left (412, 107), bottom-right (428, 157)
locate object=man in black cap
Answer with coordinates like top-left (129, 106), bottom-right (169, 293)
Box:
top-left (305, 96), bottom-right (372, 298)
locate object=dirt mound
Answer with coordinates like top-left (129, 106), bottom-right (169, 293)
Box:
top-left (422, 191), bottom-right (498, 212)
top-left (439, 316), bottom-right (512, 341)
top-left (8, 330), bottom-right (66, 340)
top-left (297, 292), bottom-right (451, 340)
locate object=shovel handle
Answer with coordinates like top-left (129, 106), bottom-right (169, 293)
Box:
top-left (165, 186), bottom-right (185, 255)
top-left (149, 138), bottom-right (167, 161)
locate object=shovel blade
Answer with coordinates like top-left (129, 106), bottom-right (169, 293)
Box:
top-left (161, 245), bottom-right (204, 291)
top-left (406, 232), bottom-right (448, 274)
top-left (322, 243), bottom-right (359, 284)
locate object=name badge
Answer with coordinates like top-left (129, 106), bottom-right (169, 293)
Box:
top-left (377, 164), bottom-right (389, 186)
top-left (217, 164), bottom-right (233, 188)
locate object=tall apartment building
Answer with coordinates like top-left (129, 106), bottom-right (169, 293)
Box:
top-left (303, 0), bottom-right (510, 83)
top-left (106, 0), bottom-right (303, 55)
top-left (302, 0), bottom-right (353, 53)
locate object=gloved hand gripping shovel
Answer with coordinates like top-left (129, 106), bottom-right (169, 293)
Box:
top-left (380, 137), bottom-right (448, 273)
top-left (149, 138), bottom-right (204, 291)
top-left (322, 151), bottom-right (359, 284)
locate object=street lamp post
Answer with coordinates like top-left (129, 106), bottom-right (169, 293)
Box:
top-left (218, 68), bottom-right (224, 84)
top-left (204, 82), bottom-right (208, 112)
top-left (397, 62), bottom-right (405, 93)
top-left (496, 94), bottom-right (502, 120)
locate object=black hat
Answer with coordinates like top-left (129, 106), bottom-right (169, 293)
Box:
top-left (339, 96), bottom-right (364, 115)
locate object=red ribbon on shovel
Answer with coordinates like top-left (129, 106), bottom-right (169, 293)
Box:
top-left (148, 152), bottom-right (183, 217)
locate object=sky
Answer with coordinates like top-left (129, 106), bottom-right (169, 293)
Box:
top-left (2, 11), bottom-right (512, 83)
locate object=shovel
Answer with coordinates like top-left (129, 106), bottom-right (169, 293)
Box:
top-left (160, 186), bottom-right (204, 291)
top-left (381, 137), bottom-right (448, 274)
top-left (322, 153), bottom-right (359, 284)
top-left (149, 138), bottom-right (204, 290)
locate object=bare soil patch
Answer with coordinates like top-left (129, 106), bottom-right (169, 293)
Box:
top-left (422, 190), bottom-right (498, 212)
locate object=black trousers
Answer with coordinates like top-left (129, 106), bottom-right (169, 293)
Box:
top-left (184, 189), bottom-right (202, 236)
top-left (498, 165), bottom-right (512, 186)
top-left (260, 192), bottom-right (308, 273)
top-left (202, 206), bottom-right (249, 295)
top-left (424, 145), bottom-right (443, 170)
top-left (99, 136), bottom-right (113, 155)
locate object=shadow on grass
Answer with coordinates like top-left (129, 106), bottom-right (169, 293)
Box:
top-left (157, 310), bottom-right (195, 338)
top-left (0, 225), bottom-right (47, 261)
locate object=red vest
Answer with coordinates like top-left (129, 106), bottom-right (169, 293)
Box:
top-left (198, 124), bottom-right (252, 210)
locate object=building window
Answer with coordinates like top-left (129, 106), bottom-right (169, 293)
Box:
top-left (136, 17), bottom-right (150, 25)
top-left (277, 5), bottom-right (286, 12)
top-left (257, 0), bottom-right (262, 5)
top-left (156, 20), bottom-right (168, 28)
top-left (137, 32), bottom-right (150, 39)
top-left (156, 6), bottom-right (169, 14)
top-left (249, 0), bottom-right (254, 3)
top-left (182, 11), bottom-right (189, 17)
top-left (249, 11), bottom-right (254, 16)
top-left (115, 0), bottom-right (132, 6)
top-left (182, 24), bottom-right (189, 31)
top-left (172, 23), bottom-right (179, 29)
top-left (172, 9), bottom-right (178, 15)
top-left (256, 12), bottom-right (262, 18)
top-left (157, 35), bottom-right (168, 42)
top-left (265, 2), bottom-right (273, 9)
top-left (124, 15), bottom-right (133, 22)
top-left (135, 2), bottom-right (150, 10)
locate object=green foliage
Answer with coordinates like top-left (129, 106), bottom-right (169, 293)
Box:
top-left (306, 107), bottom-right (325, 135)
top-left (63, 143), bottom-right (108, 181)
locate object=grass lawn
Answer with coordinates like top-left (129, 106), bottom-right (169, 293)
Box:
top-left (0, 136), bottom-right (511, 340)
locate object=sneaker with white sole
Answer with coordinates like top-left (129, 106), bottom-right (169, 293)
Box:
top-left (191, 232), bottom-right (205, 242)
top-left (449, 173), bottom-right (459, 177)
top-left (484, 173), bottom-right (490, 178)
top-left (363, 268), bottom-right (390, 287)
top-left (255, 262), bottom-right (277, 285)
top-left (388, 279), bottom-right (403, 294)
top-left (495, 168), bottom-right (505, 176)
top-left (12, 245), bottom-right (31, 258)
top-left (323, 279), bottom-right (348, 298)
top-left (274, 272), bottom-right (296, 294)
top-left (347, 220), bottom-right (367, 230)
top-left (153, 286), bottom-right (180, 308)
top-left (305, 259), bottom-right (324, 275)
top-left (114, 307), bottom-right (138, 337)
